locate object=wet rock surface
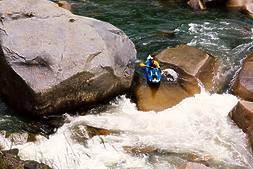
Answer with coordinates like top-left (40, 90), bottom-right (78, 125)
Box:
top-left (71, 124), bottom-right (112, 144)
top-left (0, 149), bottom-right (51, 169)
top-left (232, 52), bottom-right (253, 101)
top-left (230, 100), bottom-right (253, 149)
top-left (0, 0), bottom-right (136, 116)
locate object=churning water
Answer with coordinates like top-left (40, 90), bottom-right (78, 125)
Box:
top-left (0, 93), bottom-right (253, 169)
top-left (0, 0), bottom-right (253, 168)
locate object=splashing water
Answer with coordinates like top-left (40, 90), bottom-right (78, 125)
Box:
top-left (0, 93), bottom-right (252, 169)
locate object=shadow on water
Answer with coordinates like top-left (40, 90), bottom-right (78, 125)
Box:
top-left (0, 99), bottom-right (66, 137)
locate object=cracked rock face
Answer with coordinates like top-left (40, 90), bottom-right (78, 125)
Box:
top-left (0, 0), bottom-right (136, 115)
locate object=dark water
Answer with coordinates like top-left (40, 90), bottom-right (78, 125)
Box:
top-left (70, 0), bottom-right (253, 60)
top-left (70, 0), bottom-right (253, 92)
top-left (0, 0), bottom-right (253, 136)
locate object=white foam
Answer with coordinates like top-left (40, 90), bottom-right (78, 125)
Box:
top-left (0, 93), bottom-right (253, 169)
top-left (162, 68), bottom-right (178, 82)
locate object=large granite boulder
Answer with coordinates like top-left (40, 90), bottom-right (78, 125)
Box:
top-left (232, 52), bottom-right (253, 101)
top-left (0, 0), bottom-right (136, 115)
top-left (230, 100), bottom-right (253, 149)
top-left (157, 45), bottom-right (221, 92)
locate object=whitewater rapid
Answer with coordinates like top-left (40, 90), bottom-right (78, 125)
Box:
top-left (0, 92), bottom-right (252, 169)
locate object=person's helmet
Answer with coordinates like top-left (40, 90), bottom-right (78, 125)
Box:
top-left (151, 54), bottom-right (156, 58)
top-left (147, 55), bottom-right (153, 60)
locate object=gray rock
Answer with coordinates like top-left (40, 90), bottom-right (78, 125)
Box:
top-left (0, 0), bottom-right (136, 115)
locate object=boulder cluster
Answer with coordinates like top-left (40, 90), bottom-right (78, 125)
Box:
top-left (230, 52), bottom-right (253, 151)
top-left (187, 0), bottom-right (253, 18)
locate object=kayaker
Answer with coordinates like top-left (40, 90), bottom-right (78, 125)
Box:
top-left (146, 54), bottom-right (160, 70)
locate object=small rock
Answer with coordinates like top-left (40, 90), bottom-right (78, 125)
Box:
top-left (178, 162), bottom-right (211, 169)
top-left (226, 0), bottom-right (253, 18)
top-left (3, 149), bottom-right (19, 156)
top-left (226, 0), bottom-right (251, 8)
top-left (187, 0), bottom-right (206, 10)
top-left (24, 160), bottom-right (51, 169)
top-left (71, 124), bottom-right (112, 144)
top-left (123, 145), bottom-right (158, 155)
top-left (57, 1), bottom-right (71, 11)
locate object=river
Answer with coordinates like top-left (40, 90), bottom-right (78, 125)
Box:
top-left (0, 0), bottom-right (253, 168)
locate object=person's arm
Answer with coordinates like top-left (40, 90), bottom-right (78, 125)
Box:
top-left (154, 61), bottom-right (160, 69)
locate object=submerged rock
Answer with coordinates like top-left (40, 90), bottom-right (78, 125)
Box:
top-left (157, 45), bottom-right (221, 93)
top-left (0, 0), bottom-right (136, 116)
top-left (178, 162), bottom-right (211, 169)
top-left (71, 124), bottom-right (112, 144)
top-left (123, 145), bottom-right (158, 155)
top-left (232, 52), bottom-right (253, 101)
top-left (0, 149), bottom-right (51, 169)
top-left (230, 100), bottom-right (253, 149)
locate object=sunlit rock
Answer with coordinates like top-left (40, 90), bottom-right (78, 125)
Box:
top-left (232, 52), bottom-right (253, 101)
top-left (226, 0), bottom-right (251, 9)
top-left (157, 45), bottom-right (222, 93)
top-left (187, 0), bottom-right (206, 10)
top-left (230, 100), bottom-right (253, 149)
top-left (0, 149), bottom-right (52, 169)
top-left (0, 0), bottom-right (136, 116)
top-left (230, 100), bottom-right (253, 131)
